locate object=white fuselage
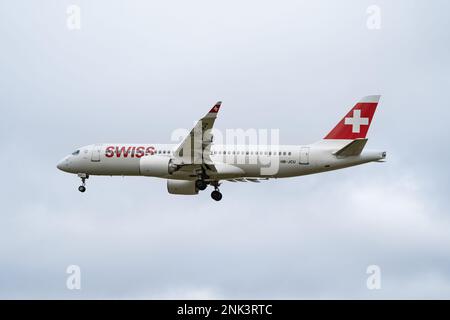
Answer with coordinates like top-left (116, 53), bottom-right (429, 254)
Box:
top-left (57, 141), bottom-right (386, 180)
top-left (57, 96), bottom-right (385, 200)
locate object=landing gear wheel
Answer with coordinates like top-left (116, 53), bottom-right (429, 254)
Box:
top-left (196, 180), bottom-right (208, 191)
top-left (211, 190), bottom-right (222, 201)
top-left (77, 173), bottom-right (89, 193)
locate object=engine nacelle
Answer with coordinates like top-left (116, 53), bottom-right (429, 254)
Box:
top-left (167, 179), bottom-right (198, 195)
top-left (139, 156), bottom-right (177, 178)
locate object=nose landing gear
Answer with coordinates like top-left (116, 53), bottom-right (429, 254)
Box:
top-left (77, 173), bottom-right (89, 193)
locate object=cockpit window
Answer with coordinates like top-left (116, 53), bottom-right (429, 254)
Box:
top-left (72, 150), bottom-right (80, 156)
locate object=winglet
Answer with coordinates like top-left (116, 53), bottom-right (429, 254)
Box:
top-left (208, 101), bottom-right (222, 114)
top-left (204, 101), bottom-right (222, 119)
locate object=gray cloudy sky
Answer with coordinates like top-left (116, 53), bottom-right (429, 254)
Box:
top-left (1, 0), bottom-right (450, 299)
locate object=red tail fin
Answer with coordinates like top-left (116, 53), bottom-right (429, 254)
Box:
top-left (324, 95), bottom-right (380, 140)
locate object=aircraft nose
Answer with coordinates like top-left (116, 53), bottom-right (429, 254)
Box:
top-left (57, 157), bottom-right (69, 172)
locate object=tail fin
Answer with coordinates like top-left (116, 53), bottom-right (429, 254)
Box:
top-left (324, 95), bottom-right (381, 140)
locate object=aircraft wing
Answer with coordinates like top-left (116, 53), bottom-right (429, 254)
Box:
top-left (173, 101), bottom-right (222, 168)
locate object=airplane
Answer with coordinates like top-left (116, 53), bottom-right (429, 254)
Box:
top-left (57, 95), bottom-right (386, 201)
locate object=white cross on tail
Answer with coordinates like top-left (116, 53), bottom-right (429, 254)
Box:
top-left (345, 109), bottom-right (369, 133)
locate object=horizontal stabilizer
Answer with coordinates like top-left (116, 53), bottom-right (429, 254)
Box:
top-left (333, 139), bottom-right (368, 157)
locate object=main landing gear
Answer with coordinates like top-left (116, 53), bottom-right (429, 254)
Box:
top-left (77, 173), bottom-right (89, 193)
top-left (195, 179), bottom-right (208, 191)
top-left (210, 181), bottom-right (222, 201)
top-left (195, 178), bottom-right (223, 201)
top-left (211, 190), bottom-right (222, 201)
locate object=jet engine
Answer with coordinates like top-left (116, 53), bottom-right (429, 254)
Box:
top-left (167, 179), bottom-right (198, 195)
top-left (139, 156), bottom-right (177, 177)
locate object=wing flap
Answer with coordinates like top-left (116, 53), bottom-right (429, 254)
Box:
top-left (226, 178), bottom-right (269, 183)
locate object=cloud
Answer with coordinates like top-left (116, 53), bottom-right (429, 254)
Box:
top-left (0, 0), bottom-right (449, 299)
top-left (2, 164), bottom-right (449, 299)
